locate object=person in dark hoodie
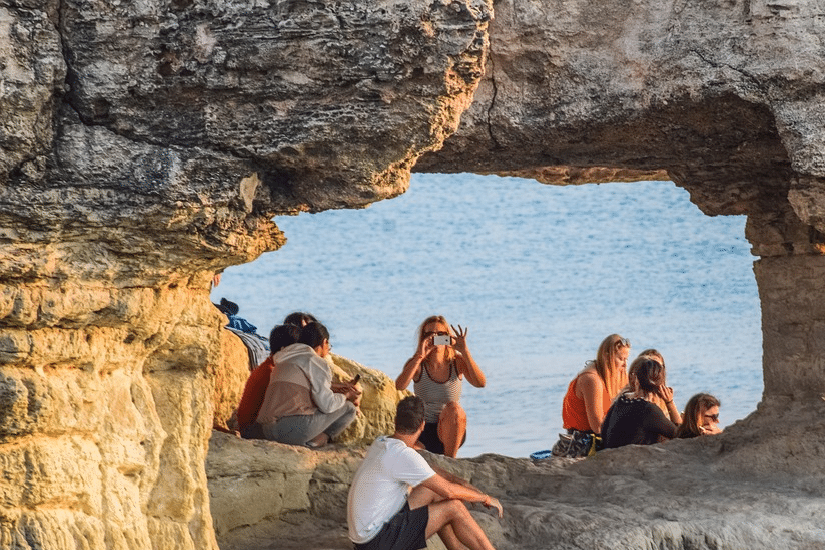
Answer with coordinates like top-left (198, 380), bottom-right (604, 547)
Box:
top-left (256, 322), bottom-right (360, 448)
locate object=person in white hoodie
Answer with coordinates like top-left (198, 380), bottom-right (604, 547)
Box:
top-left (256, 322), bottom-right (359, 448)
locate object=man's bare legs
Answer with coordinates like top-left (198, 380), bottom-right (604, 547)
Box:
top-left (407, 485), bottom-right (494, 550)
top-left (437, 401), bottom-right (467, 458)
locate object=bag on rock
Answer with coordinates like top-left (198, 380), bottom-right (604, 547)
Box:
top-left (551, 430), bottom-right (601, 458)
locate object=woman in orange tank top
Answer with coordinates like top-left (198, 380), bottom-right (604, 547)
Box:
top-left (561, 334), bottom-right (630, 435)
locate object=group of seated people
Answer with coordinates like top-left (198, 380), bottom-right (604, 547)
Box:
top-left (555, 333), bottom-right (722, 458)
top-left (234, 312), bottom-right (487, 456)
top-left (235, 311), bottom-right (361, 448)
top-left (231, 319), bottom-right (724, 550)
top-left (234, 309), bottom-right (721, 459)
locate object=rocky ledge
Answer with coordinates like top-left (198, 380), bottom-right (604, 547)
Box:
top-left (207, 394), bottom-right (825, 550)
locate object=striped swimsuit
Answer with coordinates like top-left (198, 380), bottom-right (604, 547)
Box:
top-left (414, 360), bottom-right (462, 422)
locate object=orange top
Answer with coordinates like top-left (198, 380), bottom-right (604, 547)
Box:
top-left (561, 372), bottom-right (613, 433)
top-left (236, 356), bottom-right (275, 433)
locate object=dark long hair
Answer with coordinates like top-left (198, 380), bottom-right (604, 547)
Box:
top-left (635, 358), bottom-right (666, 394)
top-left (677, 393), bottom-right (721, 438)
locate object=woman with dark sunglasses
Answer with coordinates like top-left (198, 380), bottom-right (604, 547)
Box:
top-left (395, 315), bottom-right (487, 457)
top-left (676, 393), bottom-right (722, 438)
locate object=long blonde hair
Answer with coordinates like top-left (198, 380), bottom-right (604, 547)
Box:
top-left (589, 334), bottom-right (630, 398)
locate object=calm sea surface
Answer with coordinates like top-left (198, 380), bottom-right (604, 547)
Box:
top-left (211, 174), bottom-right (763, 458)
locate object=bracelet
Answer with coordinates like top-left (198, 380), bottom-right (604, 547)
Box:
top-left (666, 400), bottom-right (674, 404)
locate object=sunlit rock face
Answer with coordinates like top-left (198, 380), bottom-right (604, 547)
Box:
top-left (0, 0), bottom-right (490, 548)
top-left (3, 0), bottom-right (825, 549)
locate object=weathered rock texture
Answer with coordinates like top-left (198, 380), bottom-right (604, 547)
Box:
top-left (207, 398), bottom-right (825, 550)
top-left (3, 0), bottom-right (825, 548)
top-left (1, 0), bottom-right (490, 548)
top-left (416, 0), bottom-right (825, 409)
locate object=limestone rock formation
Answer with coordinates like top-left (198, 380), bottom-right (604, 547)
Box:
top-left (213, 327), bottom-right (252, 430)
top-left (4, 0), bottom-right (825, 549)
top-left (327, 354), bottom-right (409, 445)
top-left (1, 0), bottom-right (490, 548)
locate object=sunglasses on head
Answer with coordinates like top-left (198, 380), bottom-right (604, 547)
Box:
top-left (616, 338), bottom-right (630, 347)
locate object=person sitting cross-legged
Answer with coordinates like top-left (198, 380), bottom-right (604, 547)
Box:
top-left (347, 395), bottom-right (503, 550)
top-left (236, 323), bottom-right (303, 440)
top-left (256, 321), bottom-right (359, 448)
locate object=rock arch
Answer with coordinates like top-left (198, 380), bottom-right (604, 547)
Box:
top-left (1, 0), bottom-right (824, 548)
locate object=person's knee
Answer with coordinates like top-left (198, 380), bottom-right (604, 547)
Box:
top-left (344, 400), bottom-right (357, 417)
top-left (444, 499), bottom-right (472, 522)
top-left (440, 401), bottom-right (466, 424)
top-left (337, 401), bottom-right (357, 427)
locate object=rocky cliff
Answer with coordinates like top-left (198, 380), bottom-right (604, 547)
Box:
top-left (3, 0), bottom-right (825, 549)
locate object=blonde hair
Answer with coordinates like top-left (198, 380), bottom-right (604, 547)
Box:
top-left (590, 334), bottom-right (630, 398)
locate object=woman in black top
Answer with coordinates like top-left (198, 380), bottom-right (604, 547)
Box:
top-left (602, 357), bottom-right (679, 448)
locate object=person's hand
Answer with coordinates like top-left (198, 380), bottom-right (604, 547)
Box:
top-left (415, 333), bottom-right (436, 361)
top-left (482, 495), bottom-right (503, 518)
top-left (344, 385), bottom-right (362, 403)
top-left (700, 423), bottom-right (723, 435)
top-left (332, 382), bottom-right (361, 395)
top-left (451, 324), bottom-right (469, 352)
top-left (657, 385), bottom-right (674, 404)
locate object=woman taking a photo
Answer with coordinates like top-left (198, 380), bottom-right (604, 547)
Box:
top-left (395, 315), bottom-right (487, 457)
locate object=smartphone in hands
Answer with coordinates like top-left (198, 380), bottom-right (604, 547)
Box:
top-left (432, 334), bottom-right (451, 346)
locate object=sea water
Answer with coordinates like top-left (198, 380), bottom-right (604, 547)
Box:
top-left (211, 174), bottom-right (763, 458)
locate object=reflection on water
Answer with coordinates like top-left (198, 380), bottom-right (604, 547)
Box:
top-left (213, 175), bottom-right (762, 458)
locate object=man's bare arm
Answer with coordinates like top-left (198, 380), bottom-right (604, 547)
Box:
top-left (420, 474), bottom-right (503, 518)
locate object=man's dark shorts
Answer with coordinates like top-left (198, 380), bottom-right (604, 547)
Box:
top-left (353, 502), bottom-right (429, 550)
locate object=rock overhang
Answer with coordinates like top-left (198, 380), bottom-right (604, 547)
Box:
top-left (3, 0), bottom-right (825, 549)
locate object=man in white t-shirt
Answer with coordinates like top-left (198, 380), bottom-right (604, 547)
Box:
top-left (347, 396), bottom-right (503, 550)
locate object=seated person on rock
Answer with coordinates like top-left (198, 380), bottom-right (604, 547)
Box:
top-left (555, 334), bottom-right (630, 456)
top-left (256, 321), bottom-right (360, 448)
top-left (283, 311), bottom-right (318, 327)
top-left (624, 349), bottom-right (682, 425)
top-left (676, 393), bottom-right (722, 438)
top-left (602, 356), bottom-right (680, 449)
top-left (282, 311), bottom-right (362, 407)
top-left (347, 396), bottom-right (503, 550)
top-left (235, 324), bottom-right (302, 440)
top-left (395, 316), bottom-right (487, 458)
